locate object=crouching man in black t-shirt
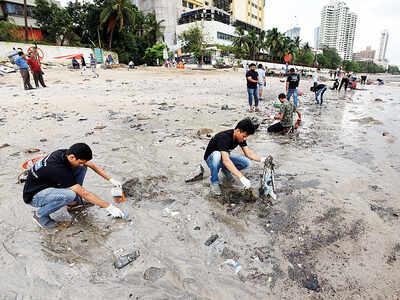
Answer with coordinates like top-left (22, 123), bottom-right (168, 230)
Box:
top-left (204, 118), bottom-right (265, 196)
top-left (23, 143), bottom-right (125, 229)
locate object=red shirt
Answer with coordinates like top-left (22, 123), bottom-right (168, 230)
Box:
top-left (27, 57), bottom-right (42, 72)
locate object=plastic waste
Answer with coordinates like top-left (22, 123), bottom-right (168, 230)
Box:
top-left (161, 207), bottom-right (180, 217)
top-left (204, 234), bottom-right (219, 246)
top-left (113, 250), bottom-right (140, 269)
top-left (224, 259), bottom-right (242, 274)
top-left (207, 239), bottom-right (226, 265)
top-left (111, 187), bottom-right (126, 203)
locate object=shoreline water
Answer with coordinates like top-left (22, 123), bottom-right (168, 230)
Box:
top-left (0, 67), bottom-right (399, 299)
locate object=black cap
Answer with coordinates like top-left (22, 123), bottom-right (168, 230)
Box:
top-left (278, 93), bottom-right (286, 99)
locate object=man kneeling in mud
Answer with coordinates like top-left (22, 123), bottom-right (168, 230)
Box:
top-left (204, 118), bottom-right (265, 196)
top-left (23, 143), bottom-right (125, 229)
top-left (268, 93), bottom-right (302, 133)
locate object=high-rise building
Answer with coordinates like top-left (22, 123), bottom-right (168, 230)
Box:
top-left (319, 0), bottom-right (357, 61)
top-left (352, 46), bottom-right (375, 62)
top-left (284, 27), bottom-right (300, 40)
top-left (133, 0), bottom-right (181, 50)
top-left (314, 26), bottom-right (320, 49)
top-left (378, 30), bottom-right (389, 61)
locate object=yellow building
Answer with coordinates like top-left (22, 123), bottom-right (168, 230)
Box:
top-left (181, 0), bottom-right (264, 29)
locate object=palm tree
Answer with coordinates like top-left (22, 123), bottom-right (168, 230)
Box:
top-left (232, 26), bottom-right (248, 59)
top-left (246, 29), bottom-right (259, 60)
top-left (265, 28), bottom-right (284, 62)
top-left (100, 0), bottom-right (136, 49)
top-left (144, 12), bottom-right (164, 46)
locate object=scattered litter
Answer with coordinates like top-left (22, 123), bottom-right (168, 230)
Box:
top-left (375, 98), bottom-right (384, 102)
top-left (393, 212), bottom-right (400, 217)
top-left (204, 234), bottom-right (219, 246)
top-left (0, 143), bottom-right (10, 149)
top-left (111, 188), bottom-right (126, 203)
top-left (78, 117), bottom-right (88, 121)
top-left (255, 248), bottom-right (265, 262)
top-left (40, 139), bottom-right (47, 142)
top-left (221, 104), bottom-right (229, 110)
top-left (382, 132), bottom-right (389, 136)
top-left (143, 267), bottom-right (166, 281)
top-left (94, 125), bottom-right (106, 130)
top-left (197, 128), bottom-right (213, 136)
top-left (113, 250), bottom-right (140, 269)
top-left (185, 164), bottom-right (204, 183)
top-left (24, 148), bottom-right (40, 153)
top-left (193, 226), bottom-right (201, 230)
top-left (224, 259), bottom-right (242, 274)
top-left (137, 115), bottom-right (151, 120)
top-left (161, 207), bottom-right (180, 217)
top-left (302, 274), bottom-right (321, 292)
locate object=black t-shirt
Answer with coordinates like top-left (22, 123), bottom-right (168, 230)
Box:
top-left (314, 84), bottom-right (327, 92)
top-left (287, 73), bottom-right (300, 89)
top-left (81, 57), bottom-right (86, 66)
top-left (204, 129), bottom-right (247, 160)
top-left (246, 70), bottom-right (258, 89)
top-left (23, 149), bottom-right (77, 203)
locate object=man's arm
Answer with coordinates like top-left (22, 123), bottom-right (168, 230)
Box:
top-left (247, 76), bottom-right (258, 83)
top-left (286, 82), bottom-right (289, 93)
top-left (241, 146), bottom-right (261, 162)
top-left (84, 161), bottom-right (110, 180)
top-left (296, 109), bottom-right (302, 120)
top-left (274, 112), bottom-right (284, 120)
top-left (221, 151), bottom-right (243, 179)
top-left (70, 184), bottom-right (110, 208)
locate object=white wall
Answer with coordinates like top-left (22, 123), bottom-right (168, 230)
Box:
top-left (0, 42), bottom-right (118, 64)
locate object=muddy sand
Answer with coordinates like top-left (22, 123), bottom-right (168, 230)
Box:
top-left (0, 67), bottom-right (399, 300)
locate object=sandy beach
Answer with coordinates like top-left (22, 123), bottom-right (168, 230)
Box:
top-left (0, 66), bottom-right (399, 299)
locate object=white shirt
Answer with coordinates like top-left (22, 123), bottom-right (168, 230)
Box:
top-left (313, 71), bottom-right (318, 83)
top-left (256, 69), bottom-right (266, 84)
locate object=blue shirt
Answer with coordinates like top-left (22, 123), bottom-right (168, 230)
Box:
top-left (14, 56), bottom-right (29, 69)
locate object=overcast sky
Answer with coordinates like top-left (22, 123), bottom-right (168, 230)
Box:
top-left (264, 0), bottom-right (400, 65)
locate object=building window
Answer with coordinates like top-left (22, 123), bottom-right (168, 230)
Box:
top-left (189, 2), bottom-right (193, 9)
top-left (5, 2), bottom-right (32, 16)
top-left (217, 32), bottom-right (234, 41)
top-left (182, 1), bottom-right (187, 8)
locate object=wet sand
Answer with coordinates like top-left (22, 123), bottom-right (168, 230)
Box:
top-left (0, 67), bottom-right (400, 299)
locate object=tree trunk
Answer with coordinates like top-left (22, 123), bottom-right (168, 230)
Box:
top-left (108, 27), bottom-right (114, 49)
top-left (23, 0), bottom-right (28, 41)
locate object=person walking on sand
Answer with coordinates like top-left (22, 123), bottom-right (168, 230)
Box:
top-left (246, 63), bottom-right (260, 112)
top-left (23, 143), bottom-right (125, 229)
top-left (80, 55), bottom-right (87, 75)
top-left (256, 64), bottom-right (266, 100)
top-left (204, 118), bottom-right (265, 196)
top-left (311, 83), bottom-right (328, 105)
top-left (286, 68), bottom-right (300, 107)
top-left (14, 51), bottom-right (34, 90)
top-left (268, 93), bottom-right (301, 133)
top-left (27, 52), bottom-right (46, 88)
top-left (90, 54), bottom-right (99, 78)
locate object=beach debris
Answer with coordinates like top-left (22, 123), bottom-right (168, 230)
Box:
top-left (78, 117), bottom-right (88, 121)
top-left (94, 125), bottom-right (106, 130)
top-left (143, 267), bottom-right (166, 281)
top-left (224, 259), bottom-right (242, 274)
top-left (375, 98), bottom-right (384, 102)
top-left (40, 138), bottom-right (47, 142)
top-left (255, 248), bottom-right (265, 262)
top-left (382, 132), bottom-right (389, 136)
top-left (111, 188), bottom-right (126, 203)
top-left (242, 188), bottom-right (257, 202)
top-left (302, 274), bottom-right (321, 292)
top-left (24, 148), bottom-right (40, 153)
top-left (137, 115), bottom-right (151, 121)
top-left (350, 117), bottom-right (382, 125)
top-left (250, 117), bottom-right (260, 130)
top-left (161, 207), bottom-right (180, 217)
top-left (221, 104), bottom-right (229, 110)
top-left (204, 234), bottom-right (219, 246)
top-left (393, 212), bottom-right (400, 217)
top-left (113, 250), bottom-right (140, 269)
top-left (197, 128), bottom-right (213, 136)
top-left (0, 143), bottom-right (10, 149)
top-left (193, 226), bottom-right (201, 230)
top-left (185, 164), bottom-right (204, 183)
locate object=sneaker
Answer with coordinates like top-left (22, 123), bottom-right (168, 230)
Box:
top-left (210, 183), bottom-right (222, 196)
top-left (33, 212), bottom-right (58, 229)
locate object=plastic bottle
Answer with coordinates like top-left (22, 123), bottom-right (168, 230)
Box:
top-left (224, 259), bottom-right (242, 274)
top-left (207, 239), bottom-right (225, 265)
top-left (113, 250), bottom-right (140, 269)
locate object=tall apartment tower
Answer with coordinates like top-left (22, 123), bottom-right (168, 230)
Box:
top-left (378, 30), bottom-right (389, 61)
top-left (132, 0), bottom-right (181, 50)
top-left (319, 0), bottom-right (357, 61)
top-left (314, 26), bottom-right (320, 49)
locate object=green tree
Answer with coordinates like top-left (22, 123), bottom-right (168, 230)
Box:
top-left (265, 27), bottom-right (285, 62)
top-left (99, 0), bottom-right (136, 49)
top-left (178, 24), bottom-right (209, 64)
top-left (232, 26), bottom-right (248, 59)
top-left (321, 47), bottom-right (342, 69)
top-left (388, 65), bottom-right (400, 74)
top-left (143, 42), bottom-right (167, 65)
top-left (295, 45), bottom-right (314, 66)
top-left (246, 29), bottom-right (259, 60)
top-left (144, 12), bottom-right (164, 46)
top-left (0, 20), bottom-right (19, 41)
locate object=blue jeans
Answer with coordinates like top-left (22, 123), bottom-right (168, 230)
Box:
top-left (206, 151), bottom-right (250, 184)
top-left (30, 166), bottom-right (87, 217)
top-left (247, 87), bottom-right (259, 107)
top-left (315, 86), bottom-right (328, 104)
top-left (287, 89), bottom-right (298, 107)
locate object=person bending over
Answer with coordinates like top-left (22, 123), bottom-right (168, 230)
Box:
top-left (204, 118), bottom-right (265, 196)
top-left (24, 143), bottom-right (125, 229)
top-left (311, 83), bottom-right (328, 105)
top-left (268, 93), bottom-right (301, 133)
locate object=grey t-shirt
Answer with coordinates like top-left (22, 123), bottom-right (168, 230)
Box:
top-left (256, 69), bottom-right (266, 84)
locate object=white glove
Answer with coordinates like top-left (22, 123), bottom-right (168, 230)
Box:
top-left (109, 178), bottom-right (122, 188)
top-left (106, 204), bottom-right (125, 218)
top-left (259, 157), bottom-right (267, 163)
top-left (240, 176), bottom-right (252, 189)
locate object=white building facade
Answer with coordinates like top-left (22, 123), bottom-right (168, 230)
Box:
top-left (314, 26), bottom-right (320, 49)
top-left (378, 30), bottom-right (389, 61)
top-left (284, 27), bottom-right (300, 40)
top-left (319, 0), bottom-right (357, 61)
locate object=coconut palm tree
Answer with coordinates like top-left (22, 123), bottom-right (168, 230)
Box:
top-left (100, 0), bottom-right (136, 49)
top-left (232, 26), bottom-right (249, 59)
top-left (246, 29), bottom-right (259, 60)
top-left (265, 27), bottom-right (284, 62)
top-left (144, 12), bottom-right (164, 46)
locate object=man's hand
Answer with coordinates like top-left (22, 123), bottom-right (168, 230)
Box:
top-left (240, 176), bottom-right (252, 189)
top-left (106, 204), bottom-right (125, 218)
top-left (259, 156), bottom-right (267, 163)
top-left (109, 178), bottom-right (122, 188)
